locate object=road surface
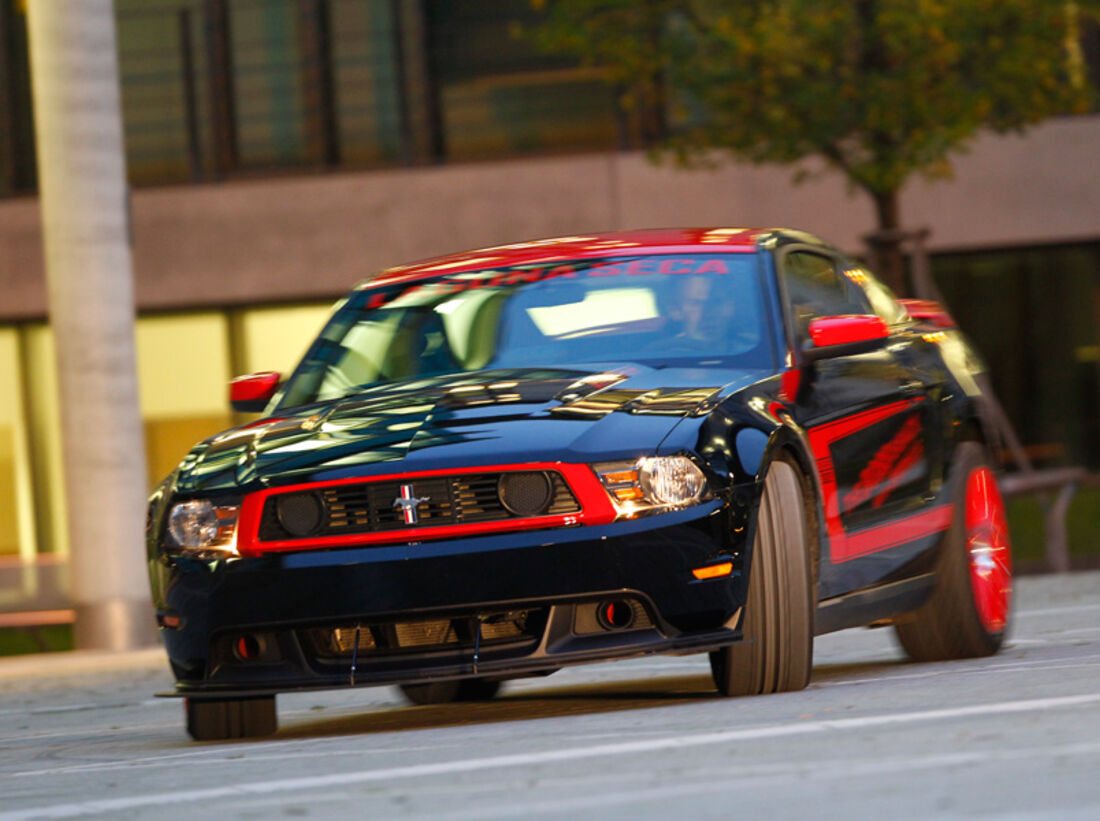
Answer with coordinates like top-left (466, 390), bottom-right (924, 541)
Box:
top-left (1, 571), bottom-right (1098, 820)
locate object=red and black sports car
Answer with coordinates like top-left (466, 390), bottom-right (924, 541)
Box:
top-left (147, 228), bottom-right (1012, 740)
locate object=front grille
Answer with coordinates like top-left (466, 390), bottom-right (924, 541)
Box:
top-left (304, 609), bottom-right (547, 660)
top-left (258, 471), bottom-right (579, 542)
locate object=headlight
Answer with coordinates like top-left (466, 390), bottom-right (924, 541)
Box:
top-left (639, 456), bottom-right (707, 504)
top-left (595, 455), bottom-right (708, 518)
top-left (167, 499), bottom-right (240, 556)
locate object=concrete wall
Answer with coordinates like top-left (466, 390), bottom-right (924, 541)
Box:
top-left (2, 114), bottom-right (1099, 321)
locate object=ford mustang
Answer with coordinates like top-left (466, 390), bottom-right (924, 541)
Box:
top-left (146, 228), bottom-right (1012, 740)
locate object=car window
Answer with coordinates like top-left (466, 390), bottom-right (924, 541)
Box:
top-left (782, 250), bottom-right (872, 342)
top-left (841, 265), bottom-right (911, 326)
top-left (277, 253), bottom-right (775, 409)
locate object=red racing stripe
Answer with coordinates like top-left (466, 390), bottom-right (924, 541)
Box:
top-left (807, 399), bottom-right (951, 563)
top-left (235, 462), bottom-right (616, 556)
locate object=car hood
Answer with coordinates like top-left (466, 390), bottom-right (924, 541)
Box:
top-left (173, 364), bottom-right (769, 493)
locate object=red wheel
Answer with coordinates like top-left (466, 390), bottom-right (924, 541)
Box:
top-left (895, 442), bottom-right (1011, 661)
top-left (965, 466), bottom-right (1012, 635)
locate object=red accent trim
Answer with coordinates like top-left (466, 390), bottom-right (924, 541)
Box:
top-left (843, 414), bottom-right (922, 510)
top-left (778, 369), bottom-right (802, 402)
top-left (368, 230), bottom-right (761, 287)
top-left (230, 371), bottom-right (281, 404)
top-left (808, 315), bottom-right (889, 348)
top-left (871, 438), bottom-right (924, 509)
top-left (965, 467), bottom-right (1012, 633)
top-left (398, 484), bottom-right (416, 524)
top-left (236, 462), bottom-right (617, 556)
top-left (843, 505), bottom-right (954, 560)
top-left (807, 399), bottom-right (951, 562)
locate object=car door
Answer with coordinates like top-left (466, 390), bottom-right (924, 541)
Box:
top-left (777, 246), bottom-right (946, 599)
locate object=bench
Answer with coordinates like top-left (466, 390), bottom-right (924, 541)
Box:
top-left (1001, 467), bottom-right (1092, 573)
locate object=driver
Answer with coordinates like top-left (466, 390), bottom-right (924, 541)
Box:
top-left (669, 275), bottom-right (730, 343)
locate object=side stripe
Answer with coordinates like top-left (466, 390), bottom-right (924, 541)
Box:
top-left (806, 399), bottom-right (951, 563)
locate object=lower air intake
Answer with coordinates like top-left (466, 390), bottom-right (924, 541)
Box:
top-left (306, 609), bottom-right (547, 660)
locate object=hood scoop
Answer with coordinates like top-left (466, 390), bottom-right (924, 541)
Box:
top-left (553, 385), bottom-right (722, 419)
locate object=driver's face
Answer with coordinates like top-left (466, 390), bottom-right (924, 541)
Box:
top-left (680, 276), bottom-right (711, 338)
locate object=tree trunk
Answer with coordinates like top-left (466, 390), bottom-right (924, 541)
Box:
top-left (868, 188), bottom-right (908, 296)
top-left (642, 1), bottom-right (667, 147)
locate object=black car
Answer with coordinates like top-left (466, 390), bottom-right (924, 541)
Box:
top-left (147, 228), bottom-right (1013, 740)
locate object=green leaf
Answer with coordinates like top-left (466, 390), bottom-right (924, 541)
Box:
top-left (529, 0), bottom-right (1095, 214)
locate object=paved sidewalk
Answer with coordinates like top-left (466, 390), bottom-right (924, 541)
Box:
top-left (0, 645), bottom-right (166, 683)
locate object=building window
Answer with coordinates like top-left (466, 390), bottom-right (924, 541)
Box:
top-left (117, 1), bottom-right (207, 185)
top-left (3, 0), bottom-right (623, 195)
top-left (424, 0), bottom-right (618, 161)
top-left (932, 242), bottom-right (1100, 469)
top-left (0, 0), bottom-right (36, 196)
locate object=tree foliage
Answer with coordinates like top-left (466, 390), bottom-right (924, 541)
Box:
top-left (531, 0), bottom-right (1098, 290)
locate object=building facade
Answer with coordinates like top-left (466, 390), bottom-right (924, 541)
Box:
top-left (1, 0), bottom-right (1099, 606)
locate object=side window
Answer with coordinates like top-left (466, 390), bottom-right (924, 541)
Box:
top-left (784, 251), bottom-right (870, 315)
top-left (842, 265), bottom-right (911, 326)
top-left (782, 251), bottom-right (872, 341)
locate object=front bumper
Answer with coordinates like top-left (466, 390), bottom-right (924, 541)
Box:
top-left (153, 500), bottom-right (749, 697)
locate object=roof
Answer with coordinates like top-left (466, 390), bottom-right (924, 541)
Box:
top-left (363, 228), bottom-right (779, 289)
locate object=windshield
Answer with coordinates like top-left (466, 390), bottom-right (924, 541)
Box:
top-left (278, 253), bottom-right (773, 409)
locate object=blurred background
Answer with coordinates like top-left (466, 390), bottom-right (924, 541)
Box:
top-left (1, 0), bottom-right (1098, 651)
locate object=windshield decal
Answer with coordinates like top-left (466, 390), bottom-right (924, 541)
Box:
top-left (361, 256), bottom-right (736, 309)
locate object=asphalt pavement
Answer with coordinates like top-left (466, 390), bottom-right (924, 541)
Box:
top-left (1, 570), bottom-right (1098, 820)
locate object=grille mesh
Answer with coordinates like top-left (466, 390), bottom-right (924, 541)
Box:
top-left (394, 619), bottom-right (458, 648)
top-left (331, 626), bottom-right (376, 653)
top-left (306, 609), bottom-right (546, 659)
top-left (259, 471), bottom-right (579, 542)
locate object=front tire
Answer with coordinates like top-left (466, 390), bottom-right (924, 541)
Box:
top-left (710, 456), bottom-right (814, 696)
top-left (894, 441), bottom-right (1012, 661)
top-left (185, 696), bottom-right (277, 741)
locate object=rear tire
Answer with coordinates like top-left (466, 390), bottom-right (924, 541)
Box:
top-left (400, 677), bottom-right (502, 705)
top-left (185, 696), bottom-right (277, 741)
top-left (710, 456), bottom-right (814, 696)
top-left (894, 442), bottom-right (1012, 661)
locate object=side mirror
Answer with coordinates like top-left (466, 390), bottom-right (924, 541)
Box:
top-left (803, 315), bottom-right (889, 362)
top-left (898, 298), bottom-right (955, 328)
top-left (230, 371), bottom-right (281, 413)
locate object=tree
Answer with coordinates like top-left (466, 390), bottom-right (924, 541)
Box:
top-left (531, 0), bottom-right (1098, 293)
